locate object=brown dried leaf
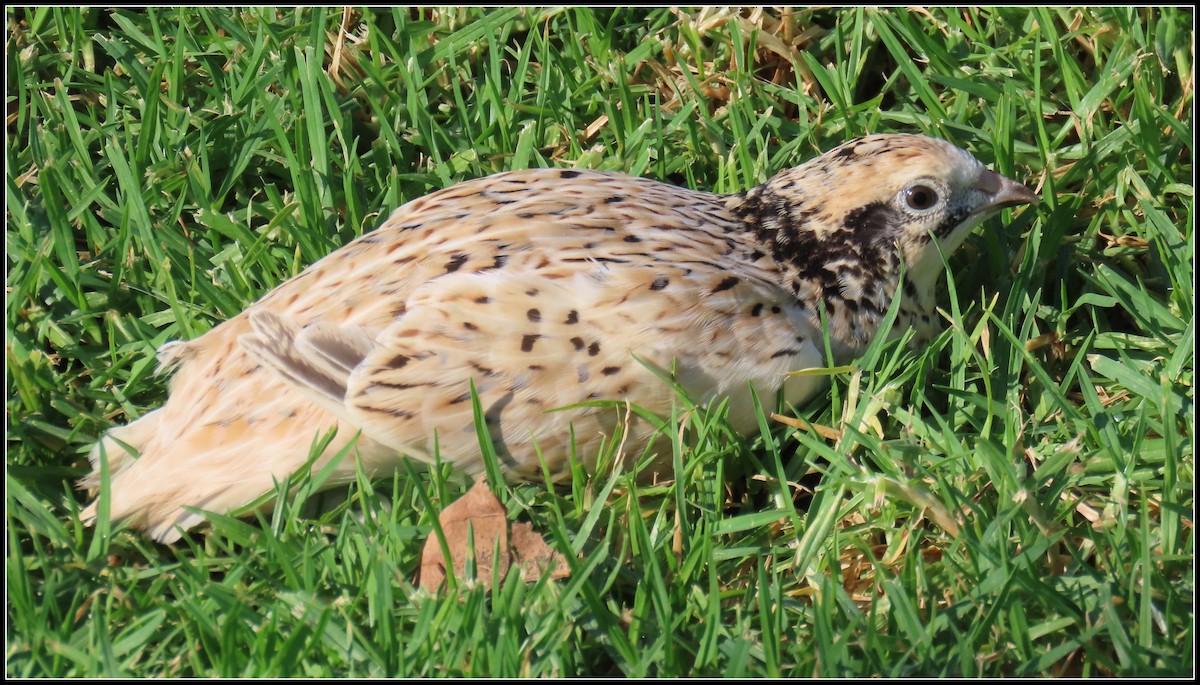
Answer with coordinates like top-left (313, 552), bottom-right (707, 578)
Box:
top-left (510, 522), bottom-right (570, 583)
top-left (417, 479), bottom-right (510, 591)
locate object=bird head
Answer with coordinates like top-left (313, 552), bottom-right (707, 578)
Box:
top-left (733, 133), bottom-right (1039, 346)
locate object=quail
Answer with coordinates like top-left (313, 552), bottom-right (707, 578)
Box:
top-left (79, 133), bottom-right (1038, 542)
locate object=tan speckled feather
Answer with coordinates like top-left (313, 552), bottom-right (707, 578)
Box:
top-left (81, 134), bottom-right (1037, 542)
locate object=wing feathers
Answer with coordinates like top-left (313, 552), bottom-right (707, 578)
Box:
top-left (241, 310), bottom-right (352, 406)
top-left (295, 322), bottom-right (378, 378)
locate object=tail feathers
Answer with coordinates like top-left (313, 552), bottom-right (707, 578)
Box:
top-left (81, 454), bottom-right (296, 544)
top-left (79, 414), bottom-right (397, 544)
top-left (78, 409), bottom-right (166, 491)
top-left (80, 441), bottom-right (316, 544)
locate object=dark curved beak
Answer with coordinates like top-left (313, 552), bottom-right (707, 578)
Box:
top-left (972, 169), bottom-right (1039, 213)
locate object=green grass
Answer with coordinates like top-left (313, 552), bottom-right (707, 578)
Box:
top-left (5, 6), bottom-right (1193, 677)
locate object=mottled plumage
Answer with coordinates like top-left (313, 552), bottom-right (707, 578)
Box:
top-left (80, 134), bottom-right (1037, 542)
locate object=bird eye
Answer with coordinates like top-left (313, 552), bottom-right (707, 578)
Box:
top-left (904, 184), bottom-right (939, 211)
